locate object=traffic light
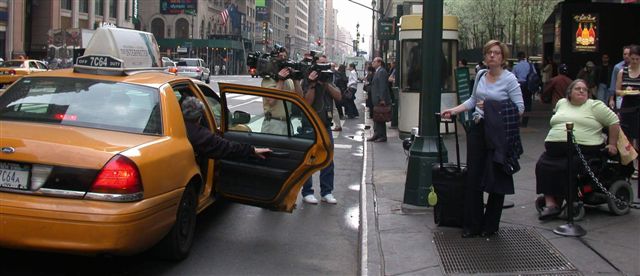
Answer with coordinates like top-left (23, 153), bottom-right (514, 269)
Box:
top-left (316, 39), bottom-right (322, 46)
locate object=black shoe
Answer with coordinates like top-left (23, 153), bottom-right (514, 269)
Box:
top-left (539, 206), bottom-right (561, 220)
top-left (461, 230), bottom-right (479, 238)
top-left (366, 136), bottom-right (379, 142)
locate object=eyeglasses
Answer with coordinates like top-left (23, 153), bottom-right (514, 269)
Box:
top-left (573, 86), bottom-right (589, 92)
top-left (485, 50), bottom-right (502, 56)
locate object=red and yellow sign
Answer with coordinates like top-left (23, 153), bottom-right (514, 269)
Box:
top-left (573, 14), bottom-right (598, 52)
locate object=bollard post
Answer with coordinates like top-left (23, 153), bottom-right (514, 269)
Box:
top-left (553, 122), bottom-right (587, 237)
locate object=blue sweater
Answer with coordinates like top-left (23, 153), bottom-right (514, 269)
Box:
top-left (463, 69), bottom-right (525, 119)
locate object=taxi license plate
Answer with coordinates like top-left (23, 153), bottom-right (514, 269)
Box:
top-left (0, 162), bottom-right (31, 190)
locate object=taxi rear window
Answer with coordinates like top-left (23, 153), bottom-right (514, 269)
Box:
top-left (0, 77), bottom-right (162, 135)
top-left (177, 60), bottom-right (198, 66)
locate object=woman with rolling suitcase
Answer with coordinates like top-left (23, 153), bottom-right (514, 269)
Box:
top-left (441, 40), bottom-right (524, 238)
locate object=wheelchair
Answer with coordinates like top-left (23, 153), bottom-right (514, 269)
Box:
top-left (535, 148), bottom-right (635, 220)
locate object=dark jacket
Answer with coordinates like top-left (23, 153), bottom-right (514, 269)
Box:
top-left (371, 67), bottom-right (391, 104)
top-left (482, 99), bottom-right (523, 194)
top-left (184, 120), bottom-right (255, 159)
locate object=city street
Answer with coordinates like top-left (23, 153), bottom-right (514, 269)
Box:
top-left (0, 75), bottom-right (365, 275)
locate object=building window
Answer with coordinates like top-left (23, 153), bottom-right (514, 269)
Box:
top-left (61, 0), bottom-right (72, 10)
top-left (79, 0), bottom-right (89, 13)
top-left (109, 0), bottom-right (116, 18)
top-left (151, 18), bottom-right (165, 39)
top-left (176, 18), bottom-right (190, 39)
top-left (125, 0), bottom-right (130, 19)
top-left (96, 0), bottom-right (104, 16)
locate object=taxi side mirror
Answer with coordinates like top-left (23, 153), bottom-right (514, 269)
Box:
top-left (232, 110), bottom-right (251, 124)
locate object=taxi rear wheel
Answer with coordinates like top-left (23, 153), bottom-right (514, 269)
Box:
top-left (156, 184), bottom-right (197, 260)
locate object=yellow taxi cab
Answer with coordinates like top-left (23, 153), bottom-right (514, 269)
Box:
top-left (0, 59), bottom-right (49, 87)
top-left (0, 27), bottom-right (332, 260)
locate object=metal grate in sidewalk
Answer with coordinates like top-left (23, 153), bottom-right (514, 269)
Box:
top-left (433, 227), bottom-right (580, 275)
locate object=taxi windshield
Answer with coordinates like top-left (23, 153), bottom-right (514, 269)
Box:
top-left (0, 77), bottom-right (162, 135)
top-left (1, 61), bottom-right (25, 68)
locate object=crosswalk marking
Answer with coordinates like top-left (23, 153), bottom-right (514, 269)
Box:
top-left (232, 95), bottom-right (258, 101)
top-left (334, 144), bottom-right (353, 150)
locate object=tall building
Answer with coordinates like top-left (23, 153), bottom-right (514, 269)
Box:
top-left (285, 0), bottom-right (308, 58)
top-left (307, 0), bottom-right (324, 53)
top-left (255, 0), bottom-right (287, 52)
top-left (323, 0), bottom-right (337, 60)
top-left (3, 0), bottom-right (134, 61)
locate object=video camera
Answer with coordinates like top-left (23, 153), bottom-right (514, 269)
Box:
top-left (246, 45), bottom-right (305, 80)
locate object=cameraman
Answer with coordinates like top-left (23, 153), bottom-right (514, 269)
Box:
top-left (260, 47), bottom-right (303, 135)
top-left (301, 55), bottom-right (342, 205)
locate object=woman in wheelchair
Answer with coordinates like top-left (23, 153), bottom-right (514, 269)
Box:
top-left (535, 79), bottom-right (622, 220)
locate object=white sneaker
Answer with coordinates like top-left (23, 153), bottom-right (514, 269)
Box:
top-left (303, 194), bottom-right (318, 204)
top-left (322, 194), bottom-right (337, 204)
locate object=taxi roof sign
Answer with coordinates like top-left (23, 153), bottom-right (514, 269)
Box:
top-left (75, 27), bottom-right (162, 74)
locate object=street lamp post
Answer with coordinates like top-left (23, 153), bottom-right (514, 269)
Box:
top-left (356, 23), bottom-right (360, 56)
top-left (371, 0), bottom-right (376, 58)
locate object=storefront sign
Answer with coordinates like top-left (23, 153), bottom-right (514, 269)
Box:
top-left (378, 17), bottom-right (397, 40)
top-left (573, 13), bottom-right (598, 52)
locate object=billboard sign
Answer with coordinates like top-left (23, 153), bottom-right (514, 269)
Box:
top-left (160, 0), bottom-right (197, 14)
top-left (573, 13), bottom-right (598, 52)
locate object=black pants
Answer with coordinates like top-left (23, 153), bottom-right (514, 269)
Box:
top-left (464, 120), bottom-right (505, 233)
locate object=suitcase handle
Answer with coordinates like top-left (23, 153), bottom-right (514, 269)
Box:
top-left (434, 113), bottom-right (461, 170)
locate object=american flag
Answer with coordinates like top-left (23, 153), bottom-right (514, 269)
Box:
top-left (220, 8), bottom-right (229, 26)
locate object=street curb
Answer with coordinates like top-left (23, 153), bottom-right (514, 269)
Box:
top-left (359, 125), bottom-right (368, 276)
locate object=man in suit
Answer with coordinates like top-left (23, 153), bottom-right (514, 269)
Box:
top-left (367, 57), bottom-right (392, 142)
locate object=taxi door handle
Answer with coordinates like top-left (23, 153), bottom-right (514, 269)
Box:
top-left (270, 151), bottom-right (290, 157)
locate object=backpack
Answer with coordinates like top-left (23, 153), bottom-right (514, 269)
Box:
top-left (526, 62), bottom-right (541, 92)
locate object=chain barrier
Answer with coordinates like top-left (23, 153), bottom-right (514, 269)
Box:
top-left (571, 134), bottom-right (639, 210)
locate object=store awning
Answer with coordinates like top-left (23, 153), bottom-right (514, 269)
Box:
top-left (156, 38), bottom-right (244, 50)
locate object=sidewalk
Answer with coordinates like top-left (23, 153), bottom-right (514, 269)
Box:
top-left (362, 101), bottom-right (640, 276)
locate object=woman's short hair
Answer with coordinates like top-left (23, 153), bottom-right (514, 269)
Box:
top-left (482, 40), bottom-right (510, 67)
top-left (565, 79), bottom-right (588, 100)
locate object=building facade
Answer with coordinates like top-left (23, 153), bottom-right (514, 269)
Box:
top-left (3, 0), bottom-right (134, 62)
top-left (307, 0), bottom-right (324, 54)
top-left (255, 0), bottom-right (287, 52)
top-left (285, 0), bottom-right (308, 58)
top-left (139, 0), bottom-right (257, 75)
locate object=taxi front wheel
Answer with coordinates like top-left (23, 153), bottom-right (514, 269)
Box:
top-left (156, 184), bottom-right (197, 261)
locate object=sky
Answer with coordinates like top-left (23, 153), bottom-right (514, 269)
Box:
top-left (334, 0), bottom-right (374, 46)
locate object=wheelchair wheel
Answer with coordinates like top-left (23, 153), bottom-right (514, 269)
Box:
top-left (607, 180), bottom-right (632, 216)
top-left (535, 195), bottom-right (545, 213)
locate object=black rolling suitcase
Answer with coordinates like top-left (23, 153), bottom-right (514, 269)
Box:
top-left (432, 113), bottom-right (467, 227)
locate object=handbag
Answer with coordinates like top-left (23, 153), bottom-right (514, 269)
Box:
top-left (343, 88), bottom-right (354, 101)
top-left (373, 103), bottom-right (391, 123)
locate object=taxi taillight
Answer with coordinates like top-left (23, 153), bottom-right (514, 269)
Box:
top-left (90, 155), bottom-right (143, 195)
top-left (9, 70), bottom-right (16, 75)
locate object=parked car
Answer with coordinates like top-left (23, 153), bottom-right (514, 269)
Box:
top-left (0, 27), bottom-right (332, 260)
top-left (176, 58), bottom-right (211, 84)
top-left (0, 59), bottom-right (48, 87)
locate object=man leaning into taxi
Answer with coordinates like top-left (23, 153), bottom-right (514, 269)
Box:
top-left (261, 47), bottom-right (303, 135)
top-left (182, 97), bottom-right (272, 159)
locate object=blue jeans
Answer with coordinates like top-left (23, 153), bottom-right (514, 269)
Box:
top-left (302, 127), bottom-right (335, 197)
